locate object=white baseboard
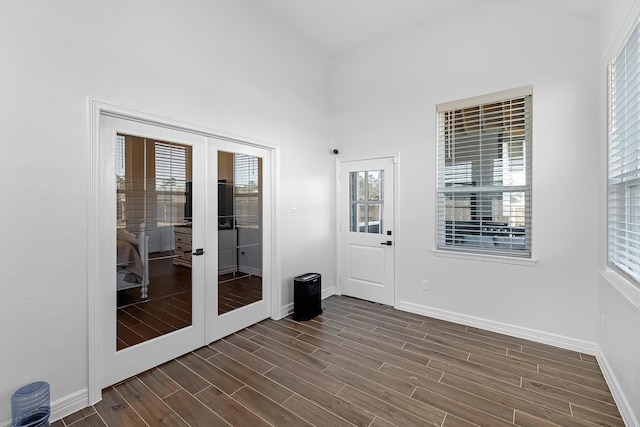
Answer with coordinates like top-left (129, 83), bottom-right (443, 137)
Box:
top-left (322, 286), bottom-right (337, 300)
top-left (276, 286), bottom-right (336, 319)
top-left (218, 266), bottom-right (237, 275)
top-left (279, 301), bottom-right (294, 319)
top-left (238, 266), bottom-right (262, 276)
top-left (596, 349), bottom-right (640, 427)
top-left (396, 300), bottom-right (598, 355)
top-left (1, 388), bottom-right (89, 427)
top-left (395, 300), bottom-right (640, 425)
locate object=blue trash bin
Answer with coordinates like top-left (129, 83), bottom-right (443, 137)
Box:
top-left (11, 382), bottom-right (50, 427)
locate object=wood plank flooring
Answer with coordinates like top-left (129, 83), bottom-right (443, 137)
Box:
top-left (218, 273), bottom-right (262, 315)
top-left (59, 295), bottom-right (623, 426)
top-left (117, 256), bottom-right (262, 349)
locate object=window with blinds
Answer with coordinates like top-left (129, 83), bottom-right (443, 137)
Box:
top-left (436, 87), bottom-right (532, 257)
top-left (155, 141), bottom-right (187, 192)
top-left (234, 153), bottom-right (261, 229)
top-left (155, 141), bottom-right (189, 223)
top-left (608, 16), bottom-right (640, 287)
top-left (116, 135), bottom-right (126, 227)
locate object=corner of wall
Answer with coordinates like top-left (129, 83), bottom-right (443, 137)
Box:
top-left (276, 286), bottom-right (336, 320)
top-left (596, 347), bottom-right (640, 427)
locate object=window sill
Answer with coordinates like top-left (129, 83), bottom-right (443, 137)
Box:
top-left (432, 249), bottom-right (538, 267)
top-left (599, 269), bottom-right (640, 313)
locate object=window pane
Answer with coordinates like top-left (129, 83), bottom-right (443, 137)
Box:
top-left (437, 90), bottom-right (532, 257)
top-left (349, 203), bottom-right (358, 232)
top-left (357, 172), bottom-right (366, 201)
top-left (367, 203), bottom-right (382, 234)
top-left (234, 154), bottom-right (261, 229)
top-left (608, 18), bottom-right (640, 286)
top-left (349, 170), bottom-right (384, 234)
top-left (359, 204), bottom-right (366, 232)
top-left (367, 170), bottom-right (382, 201)
top-left (234, 154), bottom-right (259, 195)
top-left (115, 133), bottom-right (193, 351)
top-left (154, 141), bottom-right (191, 224)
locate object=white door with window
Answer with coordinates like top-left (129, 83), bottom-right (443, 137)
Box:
top-left (97, 114), bottom-right (272, 390)
top-left (339, 157), bottom-right (395, 305)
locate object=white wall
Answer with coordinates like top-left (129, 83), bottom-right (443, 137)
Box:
top-left (0, 0), bottom-right (333, 422)
top-left (598, 0), bottom-right (640, 424)
top-left (332, 1), bottom-right (600, 344)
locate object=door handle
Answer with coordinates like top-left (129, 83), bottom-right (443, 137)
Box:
top-left (193, 248), bottom-right (204, 256)
top-left (380, 241), bottom-right (392, 246)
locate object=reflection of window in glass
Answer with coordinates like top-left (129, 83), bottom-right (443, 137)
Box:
top-left (155, 141), bottom-right (189, 224)
top-left (234, 154), bottom-right (261, 229)
top-left (436, 89), bottom-right (532, 257)
top-left (116, 135), bottom-right (191, 229)
top-left (116, 135), bottom-right (126, 227)
top-left (349, 170), bottom-right (384, 234)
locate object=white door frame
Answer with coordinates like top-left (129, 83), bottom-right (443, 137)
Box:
top-left (335, 153), bottom-right (400, 307)
top-left (87, 98), bottom-right (282, 404)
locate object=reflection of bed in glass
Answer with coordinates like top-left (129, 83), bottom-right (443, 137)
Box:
top-left (116, 223), bottom-right (149, 299)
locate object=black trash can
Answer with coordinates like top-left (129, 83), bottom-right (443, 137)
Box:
top-left (293, 273), bottom-right (322, 321)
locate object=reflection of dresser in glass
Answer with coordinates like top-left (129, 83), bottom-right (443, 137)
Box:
top-left (173, 224), bottom-right (192, 267)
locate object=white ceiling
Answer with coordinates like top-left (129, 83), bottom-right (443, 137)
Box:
top-left (251, 0), bottom-right (605, 56)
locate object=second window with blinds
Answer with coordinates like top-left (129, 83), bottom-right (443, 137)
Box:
top-left (436, 87), bottom-right (533, 258)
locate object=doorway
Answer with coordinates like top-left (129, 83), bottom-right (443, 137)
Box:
top-left (339, 156), bottom-right (397, 306)
top-left (90, 105), bottom-right (276, 401)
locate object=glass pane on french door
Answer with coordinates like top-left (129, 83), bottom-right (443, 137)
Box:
top-left (217, 150), bottom-right (262, 315)
top-left (115, 133), bottom-right (193, 350)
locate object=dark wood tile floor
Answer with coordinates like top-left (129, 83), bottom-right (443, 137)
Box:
top-left (117, 256), bottom-right (262, 350)
top-left (117, 256), bottom-right (193, 350)
top-left (60, 295), bottom-right (623, 426)
top-left (218, 273), bottom-right (262, 315)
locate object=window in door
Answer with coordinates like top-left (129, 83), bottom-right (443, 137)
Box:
top-left (115, 134), bottom-right (193, 350)
top-left (349, 170), bottom-right (384, 234)
top-left (234, 153), bottom-right (260, 230)
top-left (217, 151), bottom-right (263, 315)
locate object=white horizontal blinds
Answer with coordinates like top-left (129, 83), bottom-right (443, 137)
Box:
top-left (116, 135), bottom-right (126, 227)
top-left (608, 15), bottom-right (640, 285)
top-left (437, 89), bottom-right (532, 257)
top-left (116, 135), bottom-right (126, 181)
top-left (234, 153), bottom-right (260, 229)
top-left (155, 141), bottom-right (187, 192)
top-left (155, 141), bottom-right (189, 224)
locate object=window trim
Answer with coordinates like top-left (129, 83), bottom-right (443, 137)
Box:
top-left (436, 86), bottom-right (533, 113)
top-left (435, 86), bottom-right (533, 259)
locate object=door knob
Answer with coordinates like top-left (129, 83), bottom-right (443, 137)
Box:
top-left (380, 241), bottom-right (392, 246)
top-left (193, 248), bottom-right (204, 256)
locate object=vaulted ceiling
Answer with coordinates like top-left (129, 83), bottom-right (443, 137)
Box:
top-left (249, 0), bottom-right (605, 55)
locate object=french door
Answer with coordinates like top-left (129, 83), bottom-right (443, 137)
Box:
top-left (98, 115), bottom-right (271, 390)
top-left (205, 138), bottom-right (271, 343)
